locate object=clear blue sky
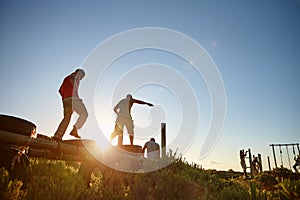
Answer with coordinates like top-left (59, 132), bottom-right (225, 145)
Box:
top-left (1, 0), bottom-right (299, 171)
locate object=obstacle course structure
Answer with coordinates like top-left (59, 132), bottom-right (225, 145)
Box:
top-left (240, 148), bottom-right (263, 178)
top-left (0, 114), bottom-right (168, 185)
top-left (269, 143), bottom-right (300, 170)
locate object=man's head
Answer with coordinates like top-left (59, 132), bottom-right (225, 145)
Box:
top-left (126, 94), bottom-right (132, 100)
top-left (76, 69), bottom-right (86, 80)
top-left (150, 138), bottom-right (155, 142)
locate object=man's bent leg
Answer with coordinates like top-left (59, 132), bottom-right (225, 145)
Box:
top-left (118, 134), bottom-right (123, 146)
top-left (54, 99), bottom-right (73, 139)
top-left (73, 99), bottom-right (88, 129)
top-left (129, 135), bottom-right (133, 146)
top-left (111, 120), bottom-right (124, 145)
top-left (126, 118), bottom-right (134, 145)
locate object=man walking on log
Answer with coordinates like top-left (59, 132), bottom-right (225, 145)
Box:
top-left (52, 69), bottom-right (88, 141)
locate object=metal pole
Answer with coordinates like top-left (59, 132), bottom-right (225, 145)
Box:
top-left (161, 123), bottom-right (166, 158)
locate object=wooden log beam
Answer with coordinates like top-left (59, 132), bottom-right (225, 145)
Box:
top-left (29, 148), bottom-right (83, 162)
top-left (0, 130), bottom-right (91, 157)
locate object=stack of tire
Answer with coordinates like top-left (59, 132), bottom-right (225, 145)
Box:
top-left (0, 114), bottom-right (36, 186)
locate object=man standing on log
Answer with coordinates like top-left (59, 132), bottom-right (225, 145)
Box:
top-left (52, 69), bottom-right (88, 141)
top-left (110, 94), bottom-right (153, 145)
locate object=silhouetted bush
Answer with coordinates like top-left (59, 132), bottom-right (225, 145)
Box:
top-left (0, 167), bottom-right (26, 200)
top-left (1, 157), bottom-right (300, 199)
top-left (26, 159), bottom-right (86, 200)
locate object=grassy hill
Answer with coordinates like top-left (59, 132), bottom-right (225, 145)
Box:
top-left (1, 157), bottom-right (299, 200)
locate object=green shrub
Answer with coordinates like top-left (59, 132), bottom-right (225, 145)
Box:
top-left (0, 167), bottom-right (26, 200)
top-left (270, 168), bottom-right (294, 179)
top-left (3, 155), bottom-right (299, 200)
top-left (26, 159), bottom-right (86, 200)
top-left (276, 177), bottom-right (300, 200)
top-left (219, 184), bottom-right (250, 200)
top-left (254, 172), bottom-right (277, 191)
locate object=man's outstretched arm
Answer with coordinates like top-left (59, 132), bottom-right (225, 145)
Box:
top-left (132, 98), bottom-right (154, 107)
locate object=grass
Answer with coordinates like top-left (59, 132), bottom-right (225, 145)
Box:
top-left (1, 156), bottom-right (300, 200)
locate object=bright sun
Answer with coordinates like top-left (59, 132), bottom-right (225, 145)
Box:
top-left (95, 136), bottom-right (111, 151)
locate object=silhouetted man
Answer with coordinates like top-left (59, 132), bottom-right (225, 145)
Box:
top-left (110, 94), bottom-right (153, 145)
top-left (142, 138), bottom-right (160, 160)
top-left (52, 69), bottom-right (88, 141)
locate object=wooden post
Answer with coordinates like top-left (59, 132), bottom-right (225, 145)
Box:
top-left (297, 143), bottom-right (300, 155)
top-left (267, 156), bottom-right (271, 171)
top-left (248, 148), bottom-right (253, 177)
top-left (161, 123), bottom-right (166, 158)
top-left (271, 144), bottom-right (278, 168)
top-left (258, 153), bottom-right (262, 172)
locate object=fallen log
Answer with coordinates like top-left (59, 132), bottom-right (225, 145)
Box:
top-left (0, 130), bottom-right (95, 159)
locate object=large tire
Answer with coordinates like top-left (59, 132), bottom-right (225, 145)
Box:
top-left (0, 114), bottom-right (36, 136)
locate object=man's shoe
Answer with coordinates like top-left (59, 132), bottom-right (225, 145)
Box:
top-left (70, 127), bottom-right (81, 139)
top-left (51, 136), bottom-right (62, 142)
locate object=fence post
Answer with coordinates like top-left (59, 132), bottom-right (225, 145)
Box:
top-left (248, 148), bottom-right (253, 177)
top-left (161, 123), bottom-right (166, 158)
top-left (258, 153), bottom-right (262, 172)
top-left (267, 156), bottom-right (271, 171)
